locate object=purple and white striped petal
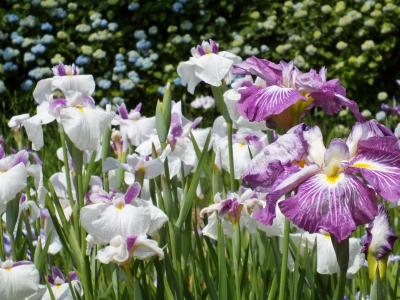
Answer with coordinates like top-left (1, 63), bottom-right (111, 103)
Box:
top-left (279, 173), bottom-right (378, 241)
top-left (124, 183), bottom-right (141, 204)
top-left (361, 205), bottom-right (397, 260)
top-left (347, 146), bottom-right (400, 202)
top-left (254, 164), bottom-right (320, 225)
top-left (233, 56), bottom-right (282, 85)
top-left (243, 125), bottom-right (308, 189)
top-left (237, 85), bottom-right (306, 122)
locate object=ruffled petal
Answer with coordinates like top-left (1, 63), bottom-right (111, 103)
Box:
top-left (32, 78), bottom-right (53, 104)
top-left (347, 145), bottom-right (400, 201)
top-left (0, 263), bottom-right (39, 300)
top-left (193, 53), bottom-right (234, 87)
top-left (253, 164), bottom-right (320, 225)
top-left (279, 173), bottom-right (378, 241)
top-left (177, 60), bottom-right (202, 94)
top-left (237, 85), bottom-right (306, 122)
top-left (233, 56), bottom-right (282, 85)
top-left (243, 125), bottom-right (308, 189)
top-left (80, 203), bottom-right (151, 243)
top-left (60, 107), bottom-right (114, 151)
top-left (0, 163), bottom-right (27, 204)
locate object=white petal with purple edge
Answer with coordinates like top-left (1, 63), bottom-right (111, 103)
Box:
top-left (0, 163), bottom-right (27, 205)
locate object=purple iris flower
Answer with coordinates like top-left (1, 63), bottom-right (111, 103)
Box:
top-left (361, 205), bottom-right (397, 260)
top-left (233, 57), bottom-right (363, 130)
top-left (245, 120), bottom-right (400, 241)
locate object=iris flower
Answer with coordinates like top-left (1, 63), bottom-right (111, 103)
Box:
top-left (361, 205), bottom-right (397, 280)
top-left (177, 40), bottom-right (241, 94)
top-left (0, 148), bottom-right (28, 210)
top-left (0, 260), bottom-right (39, 300)
top-left (233, 57), bottom-right (363, 130)
top-left (81, 183), bottom-right (167, 260)
top-left (22, 63), bottom-right (114, 151)
top-left (245, 120), bottom-right (400, 241)
top-left (43, 267), bottom-right (82, 300)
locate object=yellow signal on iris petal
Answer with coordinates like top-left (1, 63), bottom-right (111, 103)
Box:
top-left (352, 162), bottom-right (373, 169)
top-left (325, 174), bottom-right (341, 184)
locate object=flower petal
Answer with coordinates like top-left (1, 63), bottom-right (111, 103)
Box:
top-left (0, 163), bottom-right (27, 205)
top-left (279, 173), bottom-right (378, 241)
top-left (347, 146), bottom-right (400, 201)
top-left (177, 60), bottom-right (202, 94)
top-left (0, 263), bottom-right (39, 300)
top-left (193, 53), bottom-right (234, 87)
top-left (60, 107), bottom-right (114, 151)
top-left (237, 85), bottom-right (306, 122)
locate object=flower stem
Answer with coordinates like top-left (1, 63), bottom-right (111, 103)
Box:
top-left (232, 223), bottom-right (241, 300)
top-left (227, 121), bottom-right (235, 191)
top-left (332, 237), bottom-right (349, 300)
top-left (101, 127), bottom-right (111, 192)
top-left (278, 218), bottom-right (290, 300)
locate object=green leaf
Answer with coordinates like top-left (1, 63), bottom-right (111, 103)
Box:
top-left (175, 130), bottom-right (211, 227)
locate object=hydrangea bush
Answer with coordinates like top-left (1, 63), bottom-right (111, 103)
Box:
top-left (1, 0), bottom-right (400, 123)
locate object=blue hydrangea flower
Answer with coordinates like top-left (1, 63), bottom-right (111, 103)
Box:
top-left (99, 97), bottom-right (111, 107)
top-left (23, 52), bottom-right (36, 63)
top-left (54, 8), bottom-right (67, 18)
top-left (127, 70), bottom-right (140, 83)
top-left (1, 47), bottom-right (19, 60)
top-left (5, 14), bottom-right (19, 23)
top-left (3, 62), bottom-right (18, 72)
top-left (108, 23), bottom-right (118, 31)
top-left (115, 53), bottom-right (125, 61)
top-left (31, 44), bottom-right (46, 54)
top-left (136, 39), bottom-right (151, 51)
top-left (173, 78), bottom-right (182, 86)
top-left (21, 79), bottom-right (33, 91)
top-left (120, 79), bottom-right (135, 91)
top-left (172, 2), bottom-right (183, 12)
top-left (98, 79), bottom-right (112, 90)
top-left (134, 30), bottom-right (147, 40)
top-left (41, 22), bottom-right (53, 31)
top-left (113, 61), bottom-right (127, 73)
top-left (40, 34), bottom-right (54, 44)
top-left (128, 2), bottom-right (140, 11)
top-left (76, 55), bottom-right (90, 65)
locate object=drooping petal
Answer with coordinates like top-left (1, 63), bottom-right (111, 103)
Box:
top-left (0, 262), bottom-right (40, 300)
top-left (32, 78), bottom-right (53, 104)
top-left (97, 235), bottom-right (130, 264)
top-left (0, 163), bottom-right (27, 205)
top-left (132, 236), bottom-right (164, 260)
top-left (253, 164), bottom-right (320, 225)
top-left (279, 173), bottom-right (378, 241)
top-left (347, 147), bottom-right (400, 202)
top-left (80, 203), bottom-right (151, 243)
top-left (233, 56), bottom-right (282, 85)
top-left (177, 60), bottom-right (202, 94)
top-left (193, 53), bottom-right (234, 87)
top-left (237, 85), bottom-right (306, 122)
top-left (60, 107), bottom-right (114, 151)
top-left (243, 125), bottom-right (308, 189)
top-left (346, 120), bottom-right (394, 157)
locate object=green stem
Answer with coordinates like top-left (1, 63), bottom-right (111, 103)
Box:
top-left (232, 223), bottom-right (241, 300)
top-left (278, 218), bottom-right (290, 300)
top-left (58, 125), bottom-right (76, 219)
top-left (101, 127), bottom-right (111, 192)
top-left (227, 121), bottom-right (235, 191)
top-left (123, 264), bottom-right (136, 299)
top-left (332, 237), bottom-right (349, 300)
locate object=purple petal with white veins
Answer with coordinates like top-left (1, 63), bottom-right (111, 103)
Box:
top-left (237, 85), bottom-right (306, 122)
top-left (254, 164), bottom-right (321, 225)
top-left (125, 183), bottom-right (141, 204)
top-left (233, 56), bottom-right (282, 85)
top-left (356, 136), bottom-right (400, 154)
top-left (69, 271), bottom-right (78, 281)
top-left (347, 146), bottom-right (400, 201)
top-left (279, 173), bottom-right (378, 241)
top-left (243, 124), bottom-right (308, 189)
top-left (0, 145), bottom-right (4, 160)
